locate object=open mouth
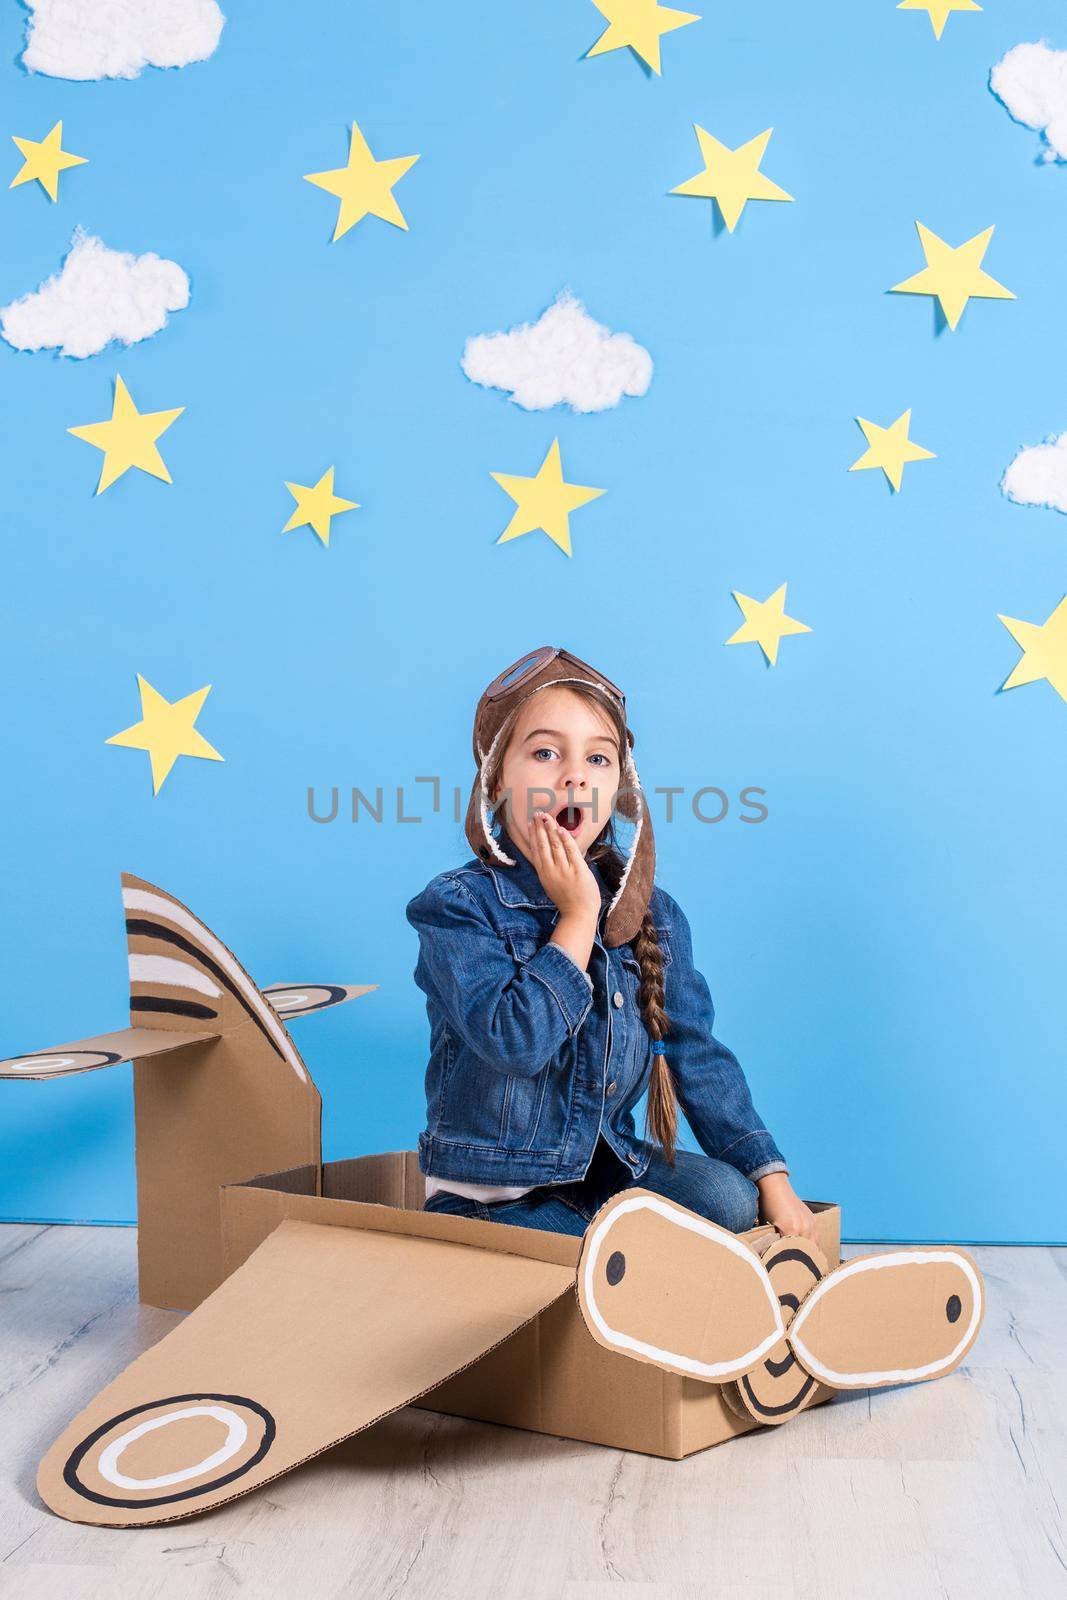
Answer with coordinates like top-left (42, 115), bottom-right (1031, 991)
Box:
top-left (555, 805), bottom-right (584, 834)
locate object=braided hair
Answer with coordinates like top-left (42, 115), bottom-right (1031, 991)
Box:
top-left (588, 837), bottom-right (678, 1166)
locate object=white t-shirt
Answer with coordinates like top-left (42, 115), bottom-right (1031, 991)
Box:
top-left (425, 1175), bottom-right (536, 1203)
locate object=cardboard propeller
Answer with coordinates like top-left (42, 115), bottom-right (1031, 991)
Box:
top-left (575, 1190), bottom-right (985, 1425)
top-left (0, 872), bottom-right (377, 1309)
top-left (34, 1186), bottom-right (984, 1528)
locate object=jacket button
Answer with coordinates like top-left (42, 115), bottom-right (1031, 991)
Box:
top-left (627, 1152), bottom-right (639, 1165)
top-left (605, 1080), bottom-right (616, 1096)
top-left (612, 990), bottom-right (624, 1008)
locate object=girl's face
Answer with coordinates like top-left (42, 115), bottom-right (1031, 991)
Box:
top-left (492, 686), bottom-right (622, 862)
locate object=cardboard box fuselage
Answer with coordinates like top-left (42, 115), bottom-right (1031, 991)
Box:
top-left (217, 1150), bottom-right (842, 1460)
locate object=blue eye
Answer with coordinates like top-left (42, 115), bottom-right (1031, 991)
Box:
top-left (531, 747), bottom-right (611, 765)
top-left (531, 748), bottom-right (607, 768)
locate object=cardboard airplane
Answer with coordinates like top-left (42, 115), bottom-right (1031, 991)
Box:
top-left (1, 874), bottom-right (986, 1527)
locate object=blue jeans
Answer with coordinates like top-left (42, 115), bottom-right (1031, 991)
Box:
top-left (422, 1134), bottom-right (759, 1237)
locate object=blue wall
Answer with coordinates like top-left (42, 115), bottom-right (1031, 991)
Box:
top-left (2, 2), bottom-right (1064, 1242)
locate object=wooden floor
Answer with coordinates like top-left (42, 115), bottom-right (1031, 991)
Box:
top-left (1, 1225), bottom-right (1064, 1600)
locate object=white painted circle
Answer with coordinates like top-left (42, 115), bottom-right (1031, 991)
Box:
top-left (270, 991), bottom-right (308, 1010)
top-left (95, 1404), bottom-right (249, 1491)
top-left (5, 1055), bottom-right (77, 1072)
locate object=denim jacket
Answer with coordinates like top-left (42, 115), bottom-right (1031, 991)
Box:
top-left (404, 826), bottom-right (788, 1188)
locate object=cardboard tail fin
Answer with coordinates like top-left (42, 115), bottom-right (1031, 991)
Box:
top-left (118, 873), bottom-right (328, 1311)
top-left (122, 871), bottom-right (252, 1036)
top-left (3, 871), bottom-right (379, 1311)
top-left (37, 1218), bottom-right (576, 1528)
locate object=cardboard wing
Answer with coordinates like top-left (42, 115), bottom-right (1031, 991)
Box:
top-left (575, 1189), bottom-right (985, 1420)
top-left (37, 1218), bottom-right (575, 1528)
top-left (260, 984), bottom-right (375, 1019)
top-left (0, 1027), bottom-right (219, 1080)
top-left (2, 872), bottom-right (378, 1312)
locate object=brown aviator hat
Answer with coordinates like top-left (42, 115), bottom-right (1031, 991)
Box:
top-left (464, 646), bottom-right (656, 948)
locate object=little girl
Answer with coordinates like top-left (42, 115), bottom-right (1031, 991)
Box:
top-left (406, 645), bottom-right (818, 1243)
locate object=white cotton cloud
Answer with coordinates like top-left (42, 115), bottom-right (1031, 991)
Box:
top-left (1, 228), bottom-right (190, 359)
top-left (990, 40), bottom-right (1067, 162)
top-left (1001, 432), bottom-right (1067, 515)
top-left (20, 0), bottom-right (224, 81)
top-left (461, 289), bottom-right (653, 413)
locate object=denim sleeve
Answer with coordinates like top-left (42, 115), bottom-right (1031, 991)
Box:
top-left (405, 876), bottom-right (595, 1078)
top-left (660, 893), bottom-right (788, 1181)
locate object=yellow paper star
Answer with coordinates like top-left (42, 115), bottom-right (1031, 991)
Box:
top-left (67, 375), bottom-right (183, 494)
top-left (586, 0), bottom-right (700, 75)
top-left (849, 410), bottom-right (936, 492)
top-left (282, 467), bottom-right (359, 547)
top-left (725, 584), bottom-right (811, 667)
top-left (9, 120), bottom-right (87, 201)
top-left (670, 126), bottom-right (793, 233)
top-left (889, 222), bottom-right (1014, 332)
top-left (303, 121), bottom-right (419, 242)
top-left (107, 675), bottom-right (223, 795)
top-left (491, 439), bottom-right (605, 558)
top-left (998, 596), bottom-right (1067, 705)
top-left (897, 0), bottom-right (981, 41)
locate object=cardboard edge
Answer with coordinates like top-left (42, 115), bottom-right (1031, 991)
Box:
top-left (220, 1163), bottom-right (582, 1276)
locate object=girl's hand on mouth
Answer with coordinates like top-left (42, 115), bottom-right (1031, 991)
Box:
top-left (530, 810), bottom-right (603, 926)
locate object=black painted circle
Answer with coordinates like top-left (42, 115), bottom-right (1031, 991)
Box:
top-left (946, 1294), bottom-right (962, 1324)
top-left (11, 1049), bottom-right (122, 1073)
top-left (265, 983), bottom-right (347, 1015)
top-left (605, 1250), bottom-right (626, 1285)
top-left (741, 1369), bottom-right (816, 1419)
top-left (63, 1392), bottom-right (276, 1509)
top-left (736, 1243), bottom-right (827, 1426)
